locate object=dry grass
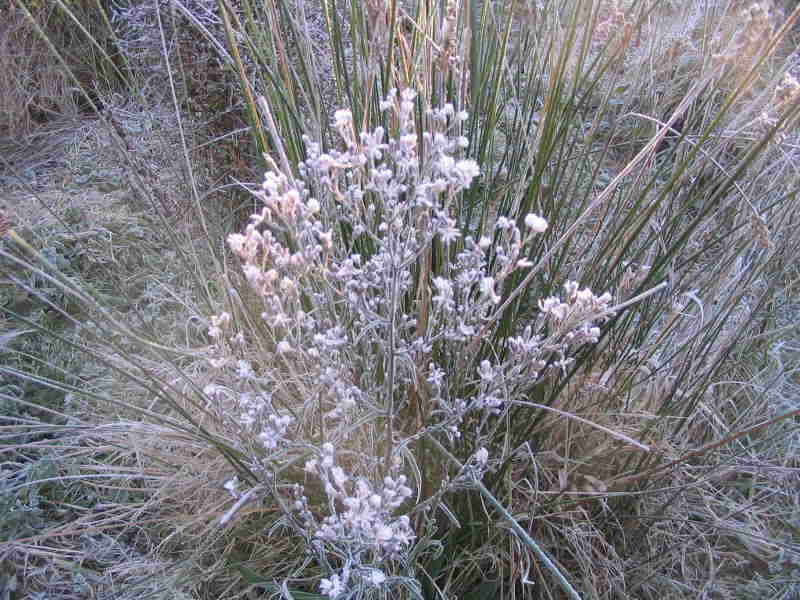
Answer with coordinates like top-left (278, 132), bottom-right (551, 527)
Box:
top-left (0, 3), bottom-right (72, 137)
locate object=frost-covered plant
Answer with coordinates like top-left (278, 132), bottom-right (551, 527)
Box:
top-left (206, 89), bottom-right (616, 597)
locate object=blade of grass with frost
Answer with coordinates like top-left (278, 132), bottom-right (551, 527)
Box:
top-left (1, 359), bottom-right (230, 459)
top-left (457, 4), bottom-right (550, 244)
top-left (153, 2), bottom-right (224, 280)
top-left (213, 0), bottom-right (348, 162)
top-left (0, 255), bottom-right (258, 484)
top-left (383, 0), bottom-right (399, 96)
top-left (225, 0), bottom-right (319, 164)
top-left (332, 0), bottom-right (380, 124)
top-left (15, 2), bottom-right (147, 195)
top-left (0, 326), bottom-right (259, 486)
top-left (322, 0), bottom-right (353, 110)
top-left (429, 436), bottom-right (584, 600)
top-left (49, 0), bottom-right (131, 93)
top-left (466, 0), bottom-right (512, 154)
top-left (274, 0), bottom-right (327, 140)
top-left (478, 91), bottom-right (704, 389)
top-left (422, 0), bottom-right (519, 253)
top-left (609, 200), bottom-right (791, 476)
top-left (486, 7), bottom-right (794, 517)
top-left (479, 5), bottom-right (632, 345)
top-left (13, 2), bottom-right (106, 118)
top-left (538, 10), bottom-right (661, 242)
top-left (216, 0), bottom-right (269, 158)
top-left (603, 194), bottom-right (783, 444)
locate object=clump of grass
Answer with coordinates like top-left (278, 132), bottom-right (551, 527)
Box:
top-left (2, 1), bottom-right (800, 599)
top-left (0, 2), bottom-right (76, 136)
top-left (0, 1), bottom-right (127, 136)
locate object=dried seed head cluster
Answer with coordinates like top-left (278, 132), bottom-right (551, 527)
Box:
top-left (757, 71), bottom-right (800, 142)
top-left (712, 2), bottom-right (779, 80)
top-left (772, 71), bottom-right (800, 107)
top-left (593, 0), bottom-right (634, 52)
top-left (437, 0), bottom-right (461, 72)
top-left (734, 2), bottom-right (774, 52)
top-left (303, 446), bottom-right (415, 555)
top-left (206, 90), bottom-right (613, 597)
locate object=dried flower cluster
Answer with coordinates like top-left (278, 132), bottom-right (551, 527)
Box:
top-left (733, 2), bottom-right (775, 55)
top-left (205, 90), bottom-right (613, 597)
top-left (290, 447), bottom-right (415, 596)
top-left (712, 2), bottom-right (778, 79)
top-left (593, 0), bottom-right (634, 52)
top-left (758, 71), bottom-right (800, 141)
